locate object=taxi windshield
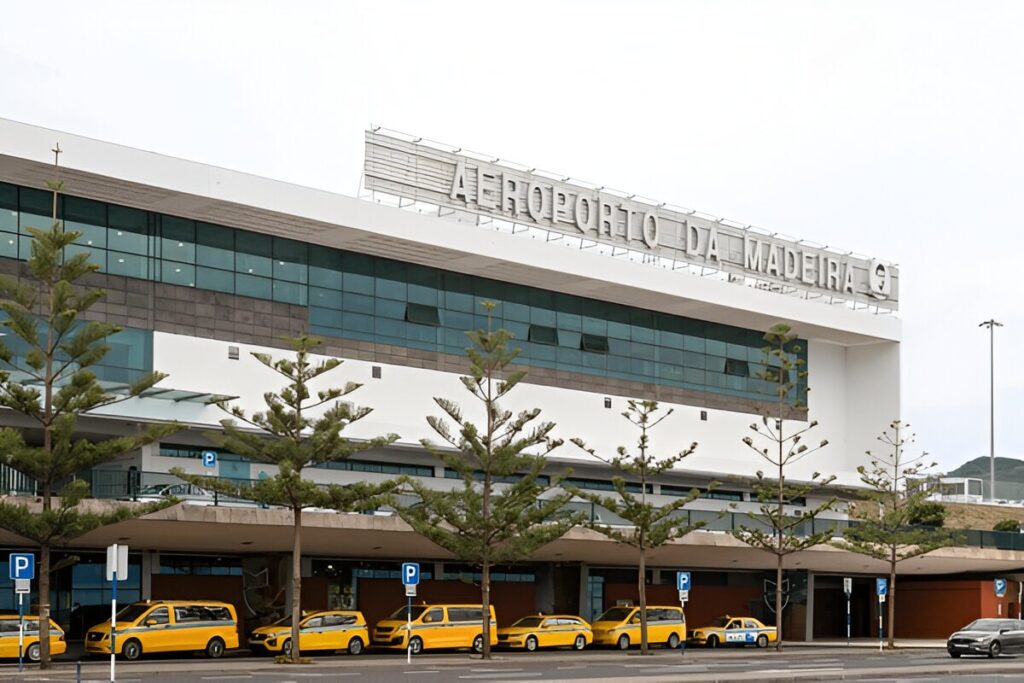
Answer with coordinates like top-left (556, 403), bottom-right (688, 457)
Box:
top-left (596, 607), bottom-right (633, 622)
top-left (512, 617), bottom-right (544, 628)
top-left (115, 604), bottom-right (151, 622)
top-left (389, 605), bottom-right (429, 620)
top-left (710, 617), bottom-right (731, 627)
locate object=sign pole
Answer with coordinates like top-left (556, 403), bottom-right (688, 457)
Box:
top-left (846, 593), bottom-right (851, 646)
top-left (878, 596), bottom-right (883, 652)
top-left (17, 591), bottom-right (24, 672)
top-left (406, 594), bottom-right (412, 664)
top-left (110, 562), bottom-right (117, 683)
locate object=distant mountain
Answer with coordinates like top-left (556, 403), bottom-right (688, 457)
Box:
top-left (947, 456), bottom-right (1024, 483)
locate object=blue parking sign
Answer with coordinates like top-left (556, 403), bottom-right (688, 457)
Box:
top-left (876, 578), bottom-right (888, 597)
top-left (402, 562), bottom-right (420, 586)
top-left (995, 578), bottom-right (1007, 598)
top-left (677, 571), bottom-right (691, 591)
top-left (201, 450), bottom-right (218, 468)
top-left (9, 553), bottom-right (34, 580)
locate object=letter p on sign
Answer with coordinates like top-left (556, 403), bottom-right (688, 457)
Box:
top-left (402, 562), bottom-right (420, 586)
top-left (9, 553), bottom-right (34, 580)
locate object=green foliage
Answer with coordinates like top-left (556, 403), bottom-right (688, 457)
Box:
top-left (907, 501), bottom-right (947, 527)
top-left (395, 303), bottom-right (579, 659)
top-left (0, 154), bottom-right (181, 668)
top-left (835, 421), bottom-right (955, 648)
top-left (568, 399), bottom-right (703, 654)
top-left (993, 519), bottom-right (1020, 533)
top-left (730, 324), bottom-right (835, 650)
top-left (173, 334), bottom-right (399, 663)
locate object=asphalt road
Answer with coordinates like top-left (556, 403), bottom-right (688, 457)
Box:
top-left (3, 648), bottom-right (1024, 682)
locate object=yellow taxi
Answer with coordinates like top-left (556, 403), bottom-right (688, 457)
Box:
top-left (248, 610), bottom-right (368, 655)
top-left (373, 604), bottom-right (497, 654)
top-left (689, 615), bottom-right (776, 648)
top-left (0, 615), bottom-right (66, 661)
top-left (497, 614), bottom-right (592, 651)
top-left (591, 605), bottom-right (686, 650)
top-left (85, 600), bottom-right (239, 660)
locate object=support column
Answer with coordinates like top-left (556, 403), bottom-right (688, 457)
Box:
top-left (141, 551), bottom-right (155, 600)
top-left (578, 564), bottom-right (590, 620)
top-left (805, 571), bottom-right (815, 642)
top-left (534, 564), bottom-right (555, 614)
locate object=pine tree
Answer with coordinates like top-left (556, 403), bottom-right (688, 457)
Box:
top-left (173, 334), bottom-right (398, 663)
top-left (0, 146), bottom-right (179, 668)
top-left (568, 400), bottom-right (703, 655)
top-left (834, 420), bottom-right (955, 648)
top-left (395, 303), bottom-right (580, 660)
top-left (730, 323), bottom-right (834, 651)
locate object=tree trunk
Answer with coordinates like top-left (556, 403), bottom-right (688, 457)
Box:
top-left (887, 560), bottom-right (896, 649)
top-left (290, 506), bottom-right (302, 663)
top-left (481, 561), bottom-right (491, 660)
top-left (638, 550), bottom-right (648, 655)
top-left (39, 541), bottom-right (50, 668)
top-left (775, 554), bottom-right (783, 651)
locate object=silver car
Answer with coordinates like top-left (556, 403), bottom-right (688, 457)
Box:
top-left (947, 619), bottom-right (1024, 657)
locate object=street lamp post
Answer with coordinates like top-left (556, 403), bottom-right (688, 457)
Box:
top-left (979, 319), bottom-right (1003, 502)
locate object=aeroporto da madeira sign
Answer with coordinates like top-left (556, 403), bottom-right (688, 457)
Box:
top-left (364, 130), bottom-right (898, 309)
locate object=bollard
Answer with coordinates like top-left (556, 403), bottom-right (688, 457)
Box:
top-left (76, 660), bottom-right (82, 683)
top-left (680, 639), bottom-right (686, 656)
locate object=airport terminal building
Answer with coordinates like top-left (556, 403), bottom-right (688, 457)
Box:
top-left (0, 120), bottom-right (1016, 642)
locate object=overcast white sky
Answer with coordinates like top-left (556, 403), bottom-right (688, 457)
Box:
top-left (1, 1), bottom-right (1020, 472)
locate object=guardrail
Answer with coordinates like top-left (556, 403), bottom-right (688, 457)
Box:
top-left (4, 467), bottom-right (1021, 551)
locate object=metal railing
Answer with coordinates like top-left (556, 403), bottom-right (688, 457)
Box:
top-left (4, 467), bottom-right (1021, 551)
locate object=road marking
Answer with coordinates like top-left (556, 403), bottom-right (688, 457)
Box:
top-left (459, 674), bottom-right (542, 680)
top-left (471, 669), bottom-right (523, 672)
top-left (202, 677), bottom-right (255, 681)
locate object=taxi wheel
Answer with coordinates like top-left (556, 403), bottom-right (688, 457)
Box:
top-left (706, 635), bottom-right (719, 649)
top-left (756, 635), bottom-right (769, 649)
top-left (26, 643), bottom-right (41, 662)
top-left (122, 639), bottom-right (142, 661)
top-left (667, 633), bottom-right (680, 649)
top-left (409, 637), bottom-right (424, 655)
top-left (617, 634), bottom-right (630, 650)
top-left (282, 639), bottom-right (293, 656)
top-left (525, 636), bottom-right (538, 652)
top-left (574, 635), bottom-right (587, 650)
top-left (206, 637), bottom-right (226, 659)
top-left (348, 637), bottom-right (364, 655)
top-left (472, 635), bottom-right (484, 654)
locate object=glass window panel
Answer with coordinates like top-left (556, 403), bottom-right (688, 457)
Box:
top-left (706, 339), bottom-right (727, 357)
top-left (657, 364), bottom-right (684, 382)
top-left (343, 312), bottom-right (373, 334)
top-left (503, 302), bottom-right (530, 322)
top-left (107, 251), bottom-right (148, 279)
top-left (631, 342), bottom-right (655, 360)
top-left (19, 213), bottom-right (52, 235)
top-left (0, 183), bottom-right (15, 210)
top-left (0, 232), bottom-right (16, 258)
top-left (530, 342), bottom-right (557, 362)
top-left (63, 195), bottom-right (105, 224)
top-left (408, 284), bottom-right (438, 306)
top-left (375, 298), bottom-right (405, 320)
top-left (375, 275), bottom-right (407, 301)
top-left (65, 242), bottom-right (105, 269)
top-left (557, 346), bottom-right (582, 367)
top-left (502, 320), bottom-right (529, 341)
top-left (17, 235), bottom-right (32, 260)
top-left (196, 267), bottom-right (233, 293)
top-left (656, 330), bottom-right (683, 348)
top-left (68, 221), bottom-right (107, 249)
top-left (19, 187), bottom-right (52, 215)
top-left (310, 307), bottom-right (342, 329)
top-left (557, 311), bottom-right (582, 332)
top-left (161, 262), bottom-right (195, 287)
top-left (443, 310), bottom-right (473, 331)
top-left (107, 206), bottom-right (149, 254)
top-left (581, 351), bottom-right (607, 370)
top-left (343, 271), bottom-right (374, 295)
top-left (682, 335), bottom-right (705, 353)
top-left (196, 223), bottom-right (235, 270)
top-left (235, 232), bottom-right (272, 276)
top-left (342, 292), bottom-right (373, 314)
top-left (726, 343), bottom-right (748, 360)
top-left (607, 321), bottom-right (631, 340)
top-left (273, 237), bottom-right (307, 283)
top-left (559, 330), bottom-right (581, 349)
top-left (374, 316), bottom-right (405, 339)
top-left (443, 328), bottom-right (469, 348)
top-left (236, 273), bottom-right (271, 299)
top-left (406, 264), bottom-right (437, 287)
top-left (681, 351), bottom-right (706, 369)
top-left (529, 325), bottom-right (558, 345)
top-left (0, 208), bottom-right (15, 233)
top-left (406, 303), bottom-right (440, 326)
top-left (309, 248), bottom-right (343, 289)
top-left (530, 307), bottom-right (555, 326)
top-left (445, 290), bottom-right (474, 313)
top-left (273, 280), bottom-right (306, 305)
top-left (656, 346), bottom-right (682, 365)
top-left (607, 338), bottom-right (630, 356)
top-left (160, 216), bottom-right (195, 263)
top-left (309, 287), bottom-right (343, 308)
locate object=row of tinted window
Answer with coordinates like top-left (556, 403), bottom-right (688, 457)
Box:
top-left (0, 182), bottom-right (807, 402)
